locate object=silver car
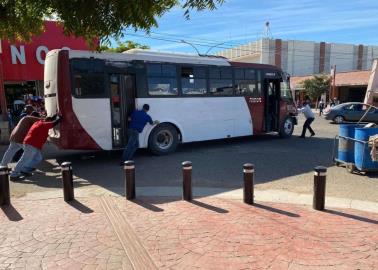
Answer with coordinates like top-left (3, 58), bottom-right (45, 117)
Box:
top-left (323, 102), bottom-right (378, 124)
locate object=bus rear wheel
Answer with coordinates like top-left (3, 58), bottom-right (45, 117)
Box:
top-left (148, 123), bottom-right (179, 155)
top-left (279, 117), bottom-right (294, 138)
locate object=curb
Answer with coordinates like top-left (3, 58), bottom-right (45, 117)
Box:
top-left (17, 186), bottom-right (378, 214)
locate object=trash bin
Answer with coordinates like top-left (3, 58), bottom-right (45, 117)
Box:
top-left (354, 127), bottom-right (378, 171)
top-left (338, 124), bottom-right (362, 163)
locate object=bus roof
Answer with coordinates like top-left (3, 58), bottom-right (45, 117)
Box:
top-left (67, 49), bottom-right (231, 66)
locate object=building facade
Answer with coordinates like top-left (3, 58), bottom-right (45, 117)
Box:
top-left (217, 39), bottom-right (378, 76)
top-left (0, 21), bottom-right (92, 141)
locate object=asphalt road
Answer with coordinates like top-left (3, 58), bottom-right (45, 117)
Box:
top-left (3, 114), bottom-right (378, 202)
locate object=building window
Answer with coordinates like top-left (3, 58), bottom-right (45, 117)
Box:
top-left (181, 66), bottom-right (207, 95)
top-left (147, 63), bottom-right (178, 96)
top-left (234, 68), bottom-right (261, 97)
top-left (209, 67), bottom-right (233, 95)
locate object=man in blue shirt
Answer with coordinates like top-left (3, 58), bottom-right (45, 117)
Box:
top-left (121, 104), bottom-right (158, 163)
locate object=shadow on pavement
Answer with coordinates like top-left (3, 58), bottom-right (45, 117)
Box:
top-left (253, 203), bottom-right (300, 218)
top-left (324, 209), bottom-right (378, 225)
top-left (131, 198), bottom-right (164, 212)
top-left (67, 199), bottom-right (94, 214)
top-left (190, 199), bottom-right (229, 213)
top-left (1, 205), bottom-right (23, 221)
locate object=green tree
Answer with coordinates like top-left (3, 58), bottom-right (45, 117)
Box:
top-left (99, 41), bottom-right (150, 52)
top-left (302, 75), bottom-right (331, 101)
top-left (0, 0), bottom-right (224, 48)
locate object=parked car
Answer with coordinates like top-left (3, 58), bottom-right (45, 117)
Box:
top-left (323, 102), bottom-right (378, 123)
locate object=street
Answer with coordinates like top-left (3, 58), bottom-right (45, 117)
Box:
top-left (4, 114), bottom-right (378, 202)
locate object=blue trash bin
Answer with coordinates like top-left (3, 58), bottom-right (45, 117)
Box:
top-left (338, 124), bottom-right (363, 163)
top-left (354, 127), bottom-right (378, 171)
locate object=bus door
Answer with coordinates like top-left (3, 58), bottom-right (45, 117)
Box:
top-left (263, 78), bottom-right (280, 132)
top-left (109, 74), bottom-right (136, 148)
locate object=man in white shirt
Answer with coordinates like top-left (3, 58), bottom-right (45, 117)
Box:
top-left (298, 100), bottom-right (315, 138)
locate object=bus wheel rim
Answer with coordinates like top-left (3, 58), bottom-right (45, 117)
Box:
top-left (156, 130), bottom-right (173, 150)
top-left (284, 119), bottom-right (293, 134)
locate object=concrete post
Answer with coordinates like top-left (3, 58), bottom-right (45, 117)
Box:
top-left (61, 162), bottom-right (74, 202)
top-left (182, 161), bottom-right (192, 201)
top-left (124, 161), bottom-right (135, 200)
top-left (243, 163), bottom-right (254, 204)
top-left (0, 166), bottom-right (10, 206)
top-left (313, 166), bottom-right (327, 210)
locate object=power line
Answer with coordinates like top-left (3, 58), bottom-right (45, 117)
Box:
top-left (125, 32), bottom-right (376, 60)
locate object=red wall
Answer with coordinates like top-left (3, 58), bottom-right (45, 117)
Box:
top-left (0, 21), bottom-right (91, 81)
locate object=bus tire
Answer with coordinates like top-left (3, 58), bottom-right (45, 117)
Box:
top-left (279, 117), bottom-right (294, 138)
top-left (148, 123), bottom-right (179, 155)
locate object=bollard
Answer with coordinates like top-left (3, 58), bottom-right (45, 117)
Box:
top-left (313, 166), bottom-right (327, 210)
top-left (0, 166), bottom-right (10, 206)
top-left (243, 163), bottom-right (254, 205)
top-left (61, 162), bottom-right (74, 202)
top-left (124, 161), bottom-right (135, 200)
top-left (182, 161), bottom-right (192, 201)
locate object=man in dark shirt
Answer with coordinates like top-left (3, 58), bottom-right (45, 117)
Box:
top-left (121, 104), bottom-right (158, 163)
top-left (1, 112), bottom-right (40, 166)
top-left (10, 115), bottom-right (61, 180)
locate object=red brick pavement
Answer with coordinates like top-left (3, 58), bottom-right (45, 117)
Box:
top-left (115, 197), bottom-right (378, 270)
top-left (0, 196), bottom-right (378, 270)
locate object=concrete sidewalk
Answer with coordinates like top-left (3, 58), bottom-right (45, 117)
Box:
top-left (1, 195), bottom-right (377, 269)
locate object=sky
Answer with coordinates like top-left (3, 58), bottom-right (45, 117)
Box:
top-left (122, 0), bottom-right (378, 54)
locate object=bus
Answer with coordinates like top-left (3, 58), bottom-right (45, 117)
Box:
top-left (44, 49), bottom-right (297, 155)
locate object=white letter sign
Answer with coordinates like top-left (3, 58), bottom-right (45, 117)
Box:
top-left (36, 46), bottom-right (49, 64)
top-left (11, 45), bottom-right (26, 64)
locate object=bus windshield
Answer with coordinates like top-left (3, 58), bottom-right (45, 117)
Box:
top-left (280, 81), bottom-right (293, 100)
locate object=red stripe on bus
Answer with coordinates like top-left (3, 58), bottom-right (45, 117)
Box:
top-left (244, 96), bottom-right (264, 134)
top-left (57, 50), bottom-right (101, 150)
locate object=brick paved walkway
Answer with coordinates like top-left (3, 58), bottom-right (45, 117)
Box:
top-left (1, 196), bottom-right (378, 270)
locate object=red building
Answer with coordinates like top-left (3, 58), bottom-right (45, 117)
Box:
top-left (0, 21), bottom-right (91, 137)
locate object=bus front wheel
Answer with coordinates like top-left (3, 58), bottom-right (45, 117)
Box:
top-left (148, 123), bottom-right (179, 155)
top-left (279, 117), bottom-right (294, 138)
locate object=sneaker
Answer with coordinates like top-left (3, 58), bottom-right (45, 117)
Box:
top-left (310, 133), bottom-right (315, 137)
top-left (10, 175), bottom-right (25, 181)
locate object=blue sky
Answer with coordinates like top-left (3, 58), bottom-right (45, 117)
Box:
top-left (122, 0), bottom-right (378, 54)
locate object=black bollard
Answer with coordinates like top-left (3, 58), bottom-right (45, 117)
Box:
top-left (182, 161), bottom-right (192, 201)
top-left (0, 166), bottom-right (10, 206)
top-left (313, 166), bottom-right (327, 211)
top-left (243, 163), bottom-right (254, 205)
top-left (124, 160), bottom-right (135, 200)
top-left (61, 162), bottom-right (74, 202)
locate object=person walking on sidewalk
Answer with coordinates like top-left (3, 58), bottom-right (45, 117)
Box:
top-left (1, 112), bottom-right (40, 167)
top-left (318, 100), bottom-right (324, 116)
top-left (10, 115), bottom-right (61, 181)
top-left (298, 100), bottom-right (315, 138)
top-left (121, 104), bottom-right (158, 163)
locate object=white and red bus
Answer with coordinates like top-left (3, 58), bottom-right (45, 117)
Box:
top-left (44, 49), bottom-right (297, 155)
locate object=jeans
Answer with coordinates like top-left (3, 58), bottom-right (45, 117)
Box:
top-left (11, 144), bottom-right (43, 177)
top-left (1, 142), bottom-right (22, 166)
top-left (122, 129), bottom-right (140, 162)
top-left (301, 118), bottom-right (315, 137)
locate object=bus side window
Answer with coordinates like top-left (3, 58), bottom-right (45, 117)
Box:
top-left (73, 73), bottom-right (105, 98)
top-left (181, 66), bottom-right (207, 95)
top-left (147, 63), bottom-right (178, 96)
top-left (209, 67), bottom-right (233, 96)
top-left (234, 68), bottom-right (261, 97)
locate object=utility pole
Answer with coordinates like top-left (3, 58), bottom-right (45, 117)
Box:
top-left (332, 65), bottom-right (337, 100)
